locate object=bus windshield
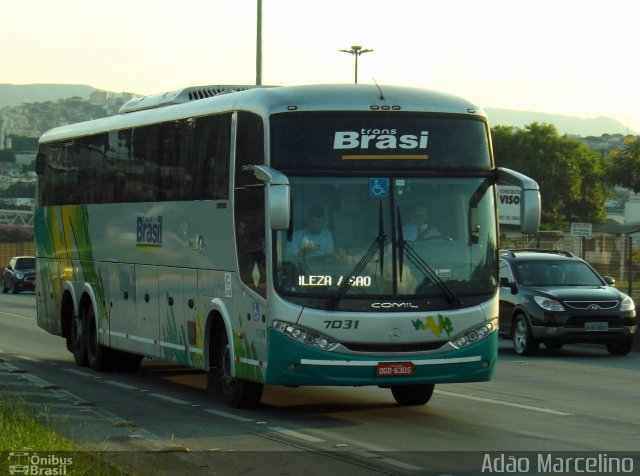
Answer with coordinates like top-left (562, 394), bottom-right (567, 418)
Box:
top-left (274, 176), bottom-right (498, 303)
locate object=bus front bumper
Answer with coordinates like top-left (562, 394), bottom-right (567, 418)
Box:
top-left (265, 329), bottom-right (497, 387)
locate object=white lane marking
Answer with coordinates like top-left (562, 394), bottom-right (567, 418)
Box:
top-left (435, 389), bottom-right (575, 416)
top-left (149, 393), bottom-right (190, 405)
top-left (270, 427), bottom-right (325, 443)
top-left (12, 354), bottom-right (41, 362)
top-left (356, 451), bottom-right (423, 471)
top-left (0, 311), bottom-right (33, 320)
top-left (104, 380), bottom-right (139, 390)
top-left (64, 368), bottom-right (95, 378)
top-left (203, 408), bottom-right (254, 423)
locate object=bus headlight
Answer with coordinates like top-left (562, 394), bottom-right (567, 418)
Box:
top-left (273, 321), bottom-right (338, 351)
top-left (450, 318), bottom-right (498, 349)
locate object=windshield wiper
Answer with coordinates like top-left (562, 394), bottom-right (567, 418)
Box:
top-left (328, 202), bottom-right (387, 309)
top-left (396, 206), bottom-right (462, 306)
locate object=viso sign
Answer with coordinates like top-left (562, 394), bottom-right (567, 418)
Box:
top-left (497, 185), bottom-right (521, 225)
top-left (571, 222), bottom-right (592, 238)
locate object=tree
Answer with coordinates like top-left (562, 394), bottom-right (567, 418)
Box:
top-left (0, 181), bottom-right (36, 199)
top-left (607, 137), bottom-right (640, 192)
top-left (492, 123), bottom-right (611, 228)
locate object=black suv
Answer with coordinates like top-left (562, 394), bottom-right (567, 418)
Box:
top-left (2, 256), bottom-right (36, 294)
top-left (499, 249), bottom-right (637, 356)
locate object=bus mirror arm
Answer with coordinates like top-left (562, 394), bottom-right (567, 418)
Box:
top-left (496, 167), bottom-right (541, 235)
top-left (252, 166), bottom-right (291, 230)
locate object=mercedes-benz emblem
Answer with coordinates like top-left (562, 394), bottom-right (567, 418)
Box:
top-left (389, 328), bottom-right (402, 341)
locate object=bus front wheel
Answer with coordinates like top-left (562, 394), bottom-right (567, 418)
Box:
top-left (212, 330), bottom-right (263, 408)
top-left (390, 384), bottom-right (435, 406)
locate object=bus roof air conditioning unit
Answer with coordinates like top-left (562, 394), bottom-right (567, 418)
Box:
top-left (119, 85), bottom-right (267, 113)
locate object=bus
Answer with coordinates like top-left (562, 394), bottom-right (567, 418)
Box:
top-left (34, 84), bottom-right (540, 408)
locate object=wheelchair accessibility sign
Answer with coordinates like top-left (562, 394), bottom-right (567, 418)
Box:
top-left (369, 178), bottom-right (389, 197)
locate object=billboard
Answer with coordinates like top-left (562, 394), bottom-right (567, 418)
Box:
top-left (497, 185), bottom-right (521, 225)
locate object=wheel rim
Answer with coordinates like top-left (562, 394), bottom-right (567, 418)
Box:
top-left (514, 319), bottom-right (527, 353)
top-left (221, 342), bottom-right (234, 385)
top-left (87, 309), bottom-right (97, 358)
top-left (71, 317), bottom-right (83, 350)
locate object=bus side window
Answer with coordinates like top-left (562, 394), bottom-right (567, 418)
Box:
top-left (234, 111), bottom-right (266, 295)
top-left (192, 114), bottom-right (231, 200)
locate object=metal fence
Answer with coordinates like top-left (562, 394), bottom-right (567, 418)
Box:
top-left (501, 232), bottom-right (640, 303)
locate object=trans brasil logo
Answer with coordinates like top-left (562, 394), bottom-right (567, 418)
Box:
top-left (334, 129), bottom-right (429, 152)
top-left (137, 215), bottom-right (163, 250)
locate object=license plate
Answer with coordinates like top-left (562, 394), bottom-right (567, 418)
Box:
top-left (585, 322), bottom-right (608, 331)
top-left (376, 362), bottom-right (414, 377)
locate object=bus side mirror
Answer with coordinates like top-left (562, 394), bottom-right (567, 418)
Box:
top-left (497, 167), bottom-right (541, 234)
top-left (36, 152), bottom-right (46, 175)
top-left (268, 184), bottom-right (290, 230)
top-left (252, 165), bottom-right (291, 231)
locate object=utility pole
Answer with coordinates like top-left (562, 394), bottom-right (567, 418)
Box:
top-left (256, 0), bottom-right (262, 85)
top-left (339, 45), bottom-right (373, 84)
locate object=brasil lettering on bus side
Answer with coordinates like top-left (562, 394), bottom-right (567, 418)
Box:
top-left (136, 216), bottom-right (163, 250)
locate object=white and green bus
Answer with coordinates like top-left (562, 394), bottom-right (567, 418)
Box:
top-left (35, 84), bottom-right (540, 408)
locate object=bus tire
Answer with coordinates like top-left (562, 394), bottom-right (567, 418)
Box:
top-left (66, 312), bottom-right (88, 367)
top-left (213, 329), bottom-right (263, 408)
top-left (114, 350), bottom-right (144, 372)
top-left (390, 384), bottom-right (435, 406)
top-left (85, 304), bottom-right (115, 372)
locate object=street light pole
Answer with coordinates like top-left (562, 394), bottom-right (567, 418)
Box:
top-left (256, 0), bottom-right (262, 85)
top-left (339, 45), bottom-right (373, 84)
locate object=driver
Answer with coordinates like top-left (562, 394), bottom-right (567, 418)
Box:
top-left (286, 206), bottom-right (335, 260)
top-left (403, 205), bottom-right (441, 241)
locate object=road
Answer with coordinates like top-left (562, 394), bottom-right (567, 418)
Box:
top-left (1, 292), bottom-right (639, 475)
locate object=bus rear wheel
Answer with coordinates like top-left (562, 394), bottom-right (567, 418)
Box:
top-left (85, 305), bottom-right (115, 372)
top-left (213, 330), bottom-right (263, 408)
top-left (66, 313), bottom-right (88, 367)
top-left (390, 384), bottom-right (435, 406)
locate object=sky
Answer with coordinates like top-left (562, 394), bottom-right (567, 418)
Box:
top-left (2, 0), bottom-right (639, 132)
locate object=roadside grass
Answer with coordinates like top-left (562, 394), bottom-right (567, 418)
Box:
top-left (0, 392), bottom-right (129, 475)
